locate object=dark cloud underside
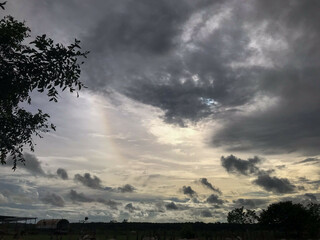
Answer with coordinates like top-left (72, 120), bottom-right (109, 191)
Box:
top-left (7, 153), bottom-right (46, 176)
top-left (206, 194), bottom-right (224, 205)
top-left (118, 184), bottom-right (135, 193)
top-left (221, 155), bottom-right (262, 176)
top-left (182, 186), bottom-right (197, 198)
top-left (253, 174), bottom-right (296, 194)
top-left (165, 202), bottom-right (178, 210)
top-left (69, 189), bottom-right (93, 203)
top-left (57, 168), bottom-right (68, 180)
top-left (74, 173), bottom-right (103, 190)
top-left (80, 0), bottom-right (320, 154)
top-left (41, 193), bottom-right (65, 207)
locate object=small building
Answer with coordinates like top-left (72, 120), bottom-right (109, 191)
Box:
top-left (36, 219), bottom-right (69, 233)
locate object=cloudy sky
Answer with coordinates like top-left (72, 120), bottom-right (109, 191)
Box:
top-left (1, 0), bottom-right (320, 222)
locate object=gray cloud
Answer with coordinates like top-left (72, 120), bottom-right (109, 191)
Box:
top-left (7, 153), bottom-right (46, 176)
top-left (68, 190), bottom-right (120, 209)
top-left (118, 184), bottom-right (135, 193)
top-left (97, 199), bottom-right (121, 209)
top-left (199, 178), bottom-right (222, 195)
top-left (295, 158), bottom-right (320, 165)
top-left (9, 0), bottom-right (319, 154)
top-left (298, 177), bottom-right (320, 190)
top-left (181, 186), bottom-right (197, 198)
top-left (200, 210), bottom-right (213, 218)
top-left (74, 173), bottom-right (103, 190)
top-left (206, 194), bottom-right (224, 205)
top-left (40, 193), bottom-right (65, 207)
top-left (6, 0), bottom-right (320, 156)
top-left (253, 174), bottom-right (296, 194)
top-left (125, 203), bottom-right (139, 213)
top-left (304, 193), bottom-right (317, 202)
top-left (57, 168), bottom-right (68, 180)
top-left (233, 198), bottom-right (268, 208)
top-left (81, 0), bottom-right (255, 127)
top-left (165, 202), bottom-right (178, 210)
top-left (80, 0), bottom-right (320, 153)
top-left (221, 155), bottom-right (262, 176)
top-left (69, 189), bottom-right (93, 203)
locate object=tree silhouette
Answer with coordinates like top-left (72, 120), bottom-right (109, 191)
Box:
top-left (259, 201), bottom-right (309, 231)
top-left (227, 206), bottom-right (258, 224)
top-left (0, 2), bottom-right (88, 168)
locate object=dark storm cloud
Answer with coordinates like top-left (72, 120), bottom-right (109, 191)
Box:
top-left (40, 193), bottom-right (65, 207)
top-left (57, 168), bottom-right (68, 180)
top-left (82, 0), bottom-right (257, 126)
top-left (200, 210), bottom-right (212, 218)
top-left (220, 155), bottom-right (262, 176)
top-left (74, 173), bottom-right (103, 190)
top-left (7, 0), bottom-right (319, 154)
top-left (210, 0), bottom-right (320, 155)
top-left (181, 186), bottom-right (197, 198)
top-left (79, 0), bottom-right (320, 153)
top-left (118, 184), bottom-right (135, 193)
top-left (199, 178), bottom-right (222, 195)
top-left (165, 202), bottom-right (178, 210)
top-left (253, 174), bottom-right (296, 194)
top-left (206, 194), bottom-right (224, 205)
top-left (69, 189), bottom-right (93, 203)
top-left (233, 198), bottom-right (268, 208)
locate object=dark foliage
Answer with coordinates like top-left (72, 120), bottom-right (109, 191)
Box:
top-left (228, 201), bottom-right (320, 238)
top-left (227, 206), bottom-right (258, 224)
top-left (0, 2), bottom-right (88, 168)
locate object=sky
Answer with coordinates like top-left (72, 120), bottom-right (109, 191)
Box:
top-left (1, 0), bottom-right (319, 223)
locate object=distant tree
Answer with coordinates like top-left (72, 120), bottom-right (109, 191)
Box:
top-left (0, 2), bottom-right (88, 168)
top-left (227, 206), bottom-right (258, 224)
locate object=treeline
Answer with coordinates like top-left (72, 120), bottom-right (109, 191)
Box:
top-left (227, 201), bottom-right (320, 238)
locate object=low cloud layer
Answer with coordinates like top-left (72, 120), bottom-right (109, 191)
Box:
top-left (253, 174), bottom-right (296, 194)
top-left (233, 198), bottom-right (268, 208)
top-left (304, 193), bottom-right (317, 202)
top-left (118, 184), bottom-right (135, 193)
top-left (69, 189), bottom-right (93, 203)
top-left (125, 203), bottom-right (139, 213)
top-left (40, 193), bottom-right (65, 207)
top-left (199, 178), bottom-right (222, 195)
top-left (206, 194), bottom-right (224, 205)
top-left (74, 173), bottom-right (103, 190)
top-left (97, 198), bottom-right (121, 209)
top-left (165, 202), bottom-right (178, 210)
top-left (200, 210), bottom-right (213, 218)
